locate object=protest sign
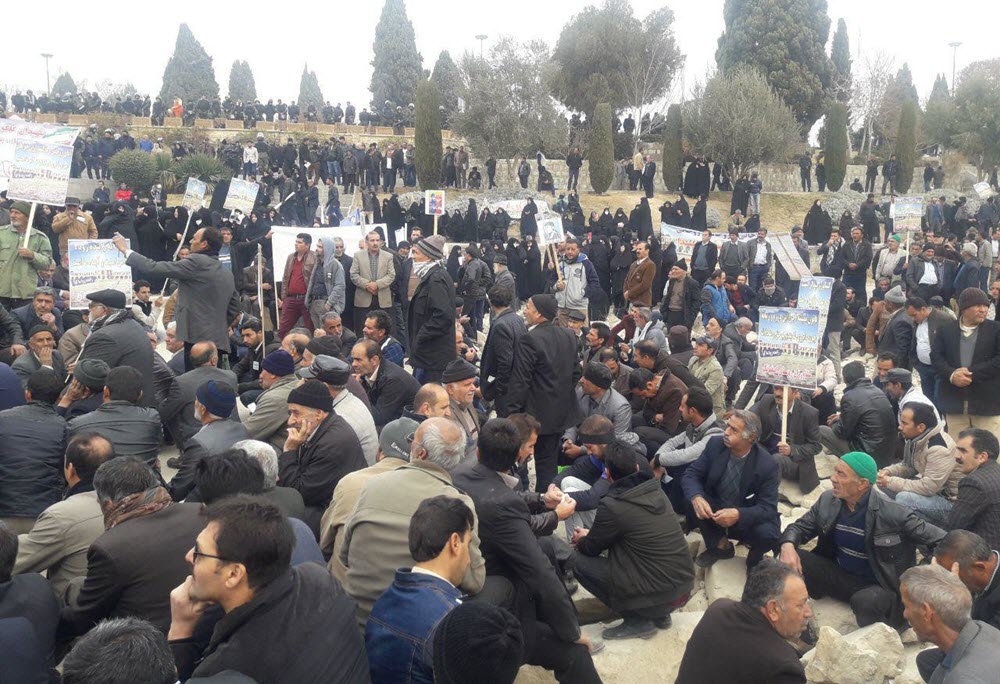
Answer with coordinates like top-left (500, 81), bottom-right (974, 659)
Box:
top-left (659, 223), bottom-right (756, 259)
top-left (394, 227), bottom-right (406, 246)
top-left (488, 198), bottom-right (550, 216)
top-left (756, 307), bottom-right (820, 390)
top-left (536, 215), bottom-right (566, 247)
top-left (182, 178), bottom-right (208, 212)
top-left (892, 196), bottom-right (923, 234)
top-left (271, 225), bottom-right (366, 283)
top-left (0, 119), bottom-right (80, 194)
top-left (224, 178), bottom-right (259, 215)
top-left (67, 239), bottom-right (131, 309)
top-left (974, 181), bottom-right (995, 200)
top-left (424, 189), bottom-right (445, 215)
top-left (773, 235), bottom-right (812, 280)
top-left (797, 276), bottom-right (834, 336)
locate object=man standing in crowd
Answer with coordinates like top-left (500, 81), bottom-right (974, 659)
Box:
top-left (407, 234), bottom-right (456, 383)
top-left (553, 237), bottom-right (600, 327)
top-left (278, 233), bottom-right (316, 338)
top-left (350, 230), bottom-right (395, 334)
top-left (0, 201), bottom-right (53, 311)
top-left (623, 241), bottom-right (655, 308)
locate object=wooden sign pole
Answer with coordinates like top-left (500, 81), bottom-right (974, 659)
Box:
top-left (22, 202), bottom-right (37, 248)
top-left (780, 385), bottom-right (789, 445)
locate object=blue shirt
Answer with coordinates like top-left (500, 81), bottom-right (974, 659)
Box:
top-left (833, 496), bottom-right (876, 582)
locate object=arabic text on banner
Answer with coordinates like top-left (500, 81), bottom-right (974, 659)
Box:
top-left (67, 239), bottom-right (132, 309)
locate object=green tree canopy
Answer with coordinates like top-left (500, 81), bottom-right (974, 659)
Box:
top-left (921, 74), bottom-right (954, 153)
top-left (951, 59), bottom-right (1000, 171)
top-left (716, 0), bottom-right (833, 133)
top-left (831, 18), bottom-right (851, 103)
top-left (824, 102), bottom-right (849, 191)
top-left (683, 65), bottom-right (801, 180)
top-left (895, 100), bottom-right (918, 193)
top-left (52, 72), bottom-right (77, 96)
top-left (589, 103), bottom-right (614, 193)
top-left (452, 37), bottom-right (567, 172)
top-left (370, 0), bottom-right (423, 111)
top-left (431, 51), bottom-right (461, 127)
top-left (876, 63), bottom-right (921, 146)
top-left (414, 78), bottom-right (443, 190)
top-left (297, 65), bottom-right (324, 111)
top-left (159, 23), bottom-right (220, 104)
top-left (551, 1), bottom-right (683, 121)
top-left (661, 104), bottom-right (683, 192)
top-left (228, 60), bottom-right (257, 102)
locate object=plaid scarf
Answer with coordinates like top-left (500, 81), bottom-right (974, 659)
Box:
top-left (103, 486), bottom-right (173, 530)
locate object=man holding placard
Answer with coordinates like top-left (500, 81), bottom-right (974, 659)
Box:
top-left (0, 201), bottom-right (53, 310)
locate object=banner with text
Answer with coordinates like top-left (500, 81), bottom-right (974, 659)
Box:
top-left (756, 307), bottom-right (820, 390)
top-left (224, 178), bottom-right (259, 215)
top-left (270, 225), bottom-right (367, 284)
top-left (659, 223), bottom-right (757, 259)
top-left (797, 276), bottom-right (834, 336)
top-left (0, 119), bottom-right (80, 195)
top-left (891, 196), bottom-right (924, 234)
top-left (182, 178), bottom-right (208, 212)
top-left (67, 239), bottom-right (132, 309)
top-left (489, 199), bottom-right (550, 216)
top-left (773, 235), bottom-right (812, 281)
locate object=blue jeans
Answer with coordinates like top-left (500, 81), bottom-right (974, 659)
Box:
top-left (749, 264), bottom-right (769, 293)
top-left (330, 160), bottom-right (341, 184)
top-left (242, 162), bottom-right (257, 178)
top-left (914, 361), bottom-right (938, 406)
top-left (894, 491), bottom-right (953, 526)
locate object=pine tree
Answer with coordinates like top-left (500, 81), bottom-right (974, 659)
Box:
top-left (414, 79), bottom-right (442, 190)
top-left (430, 51), bottom-right (461, 124)
top-left (929, 74), bottom-right (950, 101)
top-left (895, 100), bottom-right (918, 193)
top-left (831, 19), bottom-right (851, 103)
top-left (661, 104), bottom-right (683, 192)
top-left (370, 0), bottom-right (424, 112)
top-left (589, 102), bottom-right (614, 194)
top-left (825, 103), bottom-right (849, 191)
top-left (51, 72), bottom-right (77, 96)
top-left (227, 60), bottom-right (257, 102)
top-left (716, 0), bottom-right (834, 132)
top-left (159, 23), bottom-right (220, 104)
top-left (297, 65), bottom-right (325, 112)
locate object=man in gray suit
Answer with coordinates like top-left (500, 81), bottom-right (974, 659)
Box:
top-left (168, 380), bottom-right (250, 501)
top-left (159, 341), bottom-right (237, 450)
top-left (113, 227), bottom-right (240, 371)
top-left (349, 230), bottom-right (395, 334)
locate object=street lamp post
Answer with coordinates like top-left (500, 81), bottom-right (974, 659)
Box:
top-left (948, 42), bottom-right (962, 96)
top-left (40, 53), bottom-right (53, 94)
top-left (475, 34), bottom-right (488, 58)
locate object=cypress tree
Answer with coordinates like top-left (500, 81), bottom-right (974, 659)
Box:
top-left (831, 19), bottom-right (851, 103)
top-left (430, 51), bottom-right (461, 123)
top-left (51, 72), bottom-right (77, 96)
top-left (661, 104), bottom-right (683, 192)
top-left (297, 65), bottom-right (325, 112)
top-left (370, 0), bottom-right (424, 111)
top-left (825, 102), bottom-right (849, 191)
top-left (159, 23), bottom-right (220, 104)
top-left (228, 60), bottom-right (257, 102)
top-left (895, 100), bottom-right (918, 193)
top-left (589, 102), bottom-right (614, 194)
top-left (414, 79), bottom-right (442, 189)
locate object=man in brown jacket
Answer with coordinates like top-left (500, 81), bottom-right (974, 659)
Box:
top-left (51, 198), bottom-right (98, 257)
top-left (278, 233), bottom-right (317, 338)
top-left (624, 241), bottom-right (656, 307)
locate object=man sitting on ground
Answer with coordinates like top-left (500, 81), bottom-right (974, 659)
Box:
top-left (780, 452), bottom-right (946, 628)
top-left (819, 360), bottom-right (896, 467)
top-left (571, 440), bottom-right (694, 640)
top-left (752, 385), bottom-right (822, 495)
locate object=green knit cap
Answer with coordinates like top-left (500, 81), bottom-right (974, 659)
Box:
top-left (841, 452), bottom-right (877, 484)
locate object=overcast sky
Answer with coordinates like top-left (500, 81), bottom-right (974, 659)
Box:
top-left (3, 1), bottom-right (990, 109)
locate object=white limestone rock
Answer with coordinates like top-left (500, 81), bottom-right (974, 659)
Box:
top-left (803, 623), bottom-right (903, 684)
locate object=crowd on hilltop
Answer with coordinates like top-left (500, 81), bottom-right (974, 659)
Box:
top-left (4, 121), bottom-right (1000, 683)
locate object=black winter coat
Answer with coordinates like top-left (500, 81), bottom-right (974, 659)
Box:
top-left (0, 402), bottom-right (68, 518)
top-left (576, 473), bottom-right (694, 612)
top-left (829, 377), bottom-right (897, 467)
top-left (407, 263), bottom-right (457, 373)
top-left (480, 308), bottom-right (528, 417)
top-left (506, 321), bottom-right (584, 434)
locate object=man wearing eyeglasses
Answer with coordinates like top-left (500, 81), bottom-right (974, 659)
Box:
top-left (168, 497), bottom-right (368, 682)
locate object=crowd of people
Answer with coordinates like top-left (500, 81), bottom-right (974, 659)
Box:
top-left (3, 133), bottom-right (1000, 683)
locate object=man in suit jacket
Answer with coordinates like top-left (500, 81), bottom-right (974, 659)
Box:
top-left (690, 232), bottom-right (719, 286)
top-left (351, 339), bottom-right (419, 431)
top-left (682, 410), bottom-right (781, 569)
top-left (841, 227), bottom-right (874, 295)
top-left (349, 230), bottom-right (396, 333)
top-left (816, 229), bottom-right (845, 278)
top-left (907, 296), bottom-right (953, 405)
top-left (506, 294), bottom-right (584, 492)
top-left (623, 240), bottom-right (656, 307)
top-left (659, 261), bottom-right (701, 330)
top-left (945, 429), bottom-right (1000, 549)
top-left (75, 290), bottom-right (156, 407)
top-left (451, 420), bottom-right (601, 682)
top-left (116, 227), bottom-right (239, 371)
top-left (11, 326), bottom-right (65, 388)
top-left (931, 287), bottom-right (1000, 438)
top-left (168, 380), bottom-right (250, 502)
top-left (59, 457), bottom-right (204, 637)
top-left (481, 285), bottom-right (527, 417)
top-left (14, 433), bottom-right (114, 597)
top-left (876, 287), bottom-right (913, 370)
top-left (752, 386), bottom-right (821, 494)
top-left (159, 342), bottom-right (238, 450)
top-left (718, 230), bottom-right (749, 278)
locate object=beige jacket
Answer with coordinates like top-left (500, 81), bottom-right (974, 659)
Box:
top-left (58, 322), bottom-right (90, 366)
top-left (689, 355), bottom-right (726, 419)
top-left (349, 249), bottom-right (395, 308)
top-left (14, 490), bottom-right (104, 597)
top-left (340, 460), bottom-right (486, 624)
top-left (51, 211), bottom-right (98, 256)
top-left (884, 423), bottom-right (963, 499)
top-left (319, 457), bottom-right (407, 584)
top-left (240, 374), bottom-right (298, 452)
